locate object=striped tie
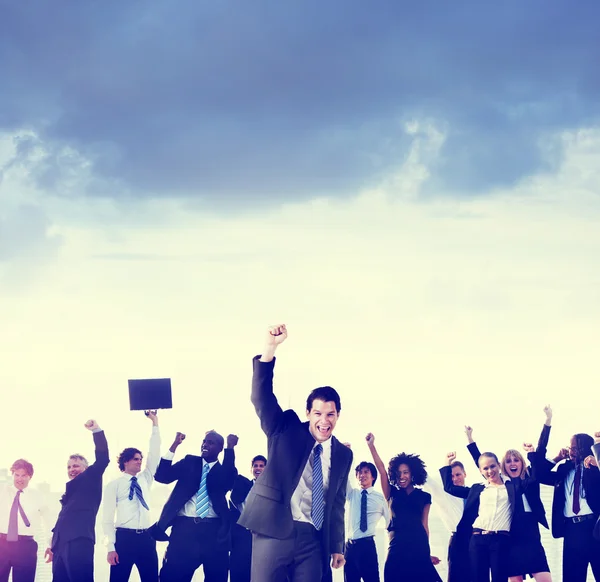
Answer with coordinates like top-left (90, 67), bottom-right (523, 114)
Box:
top-left (129, 477), bottom-right (149, 510)
top-left (312, 444), bottom-right (324, 531)
top-left (195, 463), bottom-right (211, 518)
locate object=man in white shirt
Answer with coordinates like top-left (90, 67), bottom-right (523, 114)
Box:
top-left (344, 459), bottom-right (389, 582)
top-left (0, 459), bottom-right (52, 582)
top-left (102, 411), bottom-right (161, 582)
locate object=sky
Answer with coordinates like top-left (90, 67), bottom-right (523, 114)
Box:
top-left (1, 1), bottom-right (600, 493)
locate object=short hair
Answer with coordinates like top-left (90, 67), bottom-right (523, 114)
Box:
top-left (204, 431), bottom-right (225, 450)
top-left (450, 461), bottom-right (465, 472)
top-left (388, 452), bottom-right (428, 487)
top-left (251, 455), bottom-right (267, 466)
top-left (69, 454), bottom-right (89, 467)
top-left (306, 386), bottom-right (341, 413)
top-left (572, 433), bottom-right (594, 462)
top-left (11, 459), bottom-right (34, 477)
top-left (502, 449), bottom-right (529, 479)
top-left (117, 448), bottom-right (143, 472)
top-left (478, 452), bottom-right (499, 467)
top-left (355, 461), bottom-right (378, 485)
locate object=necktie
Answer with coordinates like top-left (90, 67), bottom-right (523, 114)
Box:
top-left (312, 444), bottom-right (324, 531)
top-left (7, 490), bottom-right (30, 542)
top-left (196, 463), bottom-right (211, 518)
top-left (129, 476), bottom-right (149, 510)
top-left (360, 489), bottom-right (368, 532)
top-left (573, 464), bottom-right (582, 515)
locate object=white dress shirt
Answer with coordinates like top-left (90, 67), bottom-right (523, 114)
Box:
top-left (472, 483), bottom-right (512, 532)
top-left (0, 484), bottom-right (53, 544)
top-left (424, 476), bottom-right (465, 533)
top-left (291, 437), bottom-right (332, 525)
top-left (345, 483), bottom-right (390, 540)
top-left (564, 467), bottom-right (593, 518)
top-left (102, 425), bottom-right (161, 552)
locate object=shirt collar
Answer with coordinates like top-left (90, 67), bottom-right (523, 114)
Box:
top-left (313, 437), bottom-right (332, 454)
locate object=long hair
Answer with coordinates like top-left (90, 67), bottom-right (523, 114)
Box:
top-left (502, 449), bottom-right (529, 479)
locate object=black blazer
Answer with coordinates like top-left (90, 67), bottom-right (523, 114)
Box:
top-left (238, 356), bottom-right (353, 557)
top-left (153, 448), bottom-right (237, 543)
top-left (230, 475), bottom-right (253, 524)
top-left (440, 465), bottom-right (528, 537)
top-left (593, 443), bottom-right (600, 541)
top-left (467, 441), bottom-right (549, 529)
top-left (51, 430), bottom-right (110, 547)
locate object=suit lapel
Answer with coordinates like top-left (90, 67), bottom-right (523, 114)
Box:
top-left (326, 437), bottom-right (341, 506)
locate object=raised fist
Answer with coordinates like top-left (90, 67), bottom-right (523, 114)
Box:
top-left (227, 434), bottom-right (239, 448)
top-left (172, 432), bottom-right (186, 447)
top-left (523, 443), bottom-right (535, 453)
top-left (365, 433), bottom-right (375, 446)
top-left (265, 324), bottom-right (288, 346)
top-left (543, 405), bottom-right (552, 420)
top-left (447, 451), bottom-right (457, 465)
top-left (85, 419), bottom-right (100, 431)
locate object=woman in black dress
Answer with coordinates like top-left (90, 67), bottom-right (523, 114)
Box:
top-left (367, 432), bottom-right (442, 582)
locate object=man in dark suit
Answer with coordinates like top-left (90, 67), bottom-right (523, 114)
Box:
top-left (150, 429), bottom-right (238, 582)
top-left (229, 455), bottom-right (267, 582)
top-left (49, 419), bottom-right (110, 582)
top-left (238, 324), bottom-right (354, 582)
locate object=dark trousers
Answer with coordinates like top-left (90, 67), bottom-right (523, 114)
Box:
top-left (344, 536), bottom-right (380, 582)
top-left (110, 528), bottom-right (158, 582)
top-left (159, 516), bottom-right (228, 582)
top-left (251, 521), bottom-right (323, 582)
top-left (52, 536), bottom-right (94, 582)
top-left (448, 532), bottom-right (471, 582)
top-left (0, 537), bottom-right (37, 582)
top-left (229, 524), bottom-right (252, 582)
top-left (562, 517), bottom-right (600, 582)
top-left (469, 532), bottom-right (509, 582)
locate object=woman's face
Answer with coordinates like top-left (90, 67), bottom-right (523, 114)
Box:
top-left (397, 463), bottom-right (412, 488)
top-left (503, 453), bottom-right (524, 479)
top-left (479, 456), bottom-right (502, 485)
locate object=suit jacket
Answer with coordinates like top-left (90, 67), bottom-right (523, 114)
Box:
top-left (440, 465), bottom-right (529, 538)
top-left (230, 475), bottom-right (253, 523)
top-left (530, 427), bottom-right (600, 539)
top-left (593, 443), bottom-right (600, 541)
top-left (153, 449), bottom-right (237, 543)
top-left (467, 441), bottom-right (549, 529)
top-left (238, 356), bottom-right (353, 558)
top-left (52, 430), bottom-right (110, 547)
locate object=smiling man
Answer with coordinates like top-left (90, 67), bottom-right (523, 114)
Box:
top-left (238, 324), bottom-right (353, 582)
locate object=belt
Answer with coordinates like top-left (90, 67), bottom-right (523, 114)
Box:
top-left (116, 527), bottom-right (150, 534)
top-left (0, 533), bottom-right (35, 541)
top-left (472, 529), bottom-right (509, 536)
top-left (348, 536), bottom-right (374, 544)
top-left (180, 516), bottom-right (221, 524)
top-left (568, 514), bottom-right (596, 524)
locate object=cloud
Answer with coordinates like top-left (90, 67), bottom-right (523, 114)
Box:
top-left (2, 0), bottom-right (600, 204)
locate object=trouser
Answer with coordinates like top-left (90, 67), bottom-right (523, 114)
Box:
top-left (448, 532), bottom-right (471, 582)
top-left (251, 521), bottom-right (324, 582)
top-left (229, 524), bottom-right (252, 582)
top-left (344, 536), bottom-right (380, 582)
top-left (109, 528), bottom-right (158, 582)
top-left (562, 515), bottom-right (600, 582)
top-left (469, 531), bottom-right (510, 582)
top-left (0, 536), bottom-right (37, 582)
top-left (52, 536), bottom-right (94, 582)
top-left (159, 516), bottom-right (228, 582)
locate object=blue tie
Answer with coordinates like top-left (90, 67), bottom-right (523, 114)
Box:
top-left (195, 463), bottom-right (211, 518)
top-left (360, 489), bottom-right (368, 532)
top-left (312, 444), bottom-right (324, 530)
top-left (128, 477), bottom-right (149, 510)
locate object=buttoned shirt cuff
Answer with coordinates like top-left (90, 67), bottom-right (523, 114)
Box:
top-left (162, 451), bottom-right (175, 461)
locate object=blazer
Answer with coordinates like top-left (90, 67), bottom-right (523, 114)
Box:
top-left (467, 441), bottom-right (549, 529)
top-left (51, 430), bottom-right (110, 547)
top-left (440, 465), bottom-right (529, 538)
top-left (593, 443), bottom-right (600, 541)
top-left (530, 427), bottom-right (600, 539)
top-left (152, 448), bottom-right (237, 543)
top-left (230, 474), bottom-right (253, 523)
top-left (237, 356), bottom-right (353, 557)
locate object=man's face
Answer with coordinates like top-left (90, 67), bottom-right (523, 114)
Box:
top-left (252, 460), bottom-right (266, 479)
top-left (67, 457), bottom-right (87, 480)
top-left (12, 469), bottom-right (32, 490)
top-left (124, 453), bottom-right (143, 475)
top-left (569, 436), bottom-right (582, 462)
top-left (451, 465), bottom-right (466, 487)
top-left (356, 466), bottom-right (375, 489)
top-left (201, 433), bottom-right (223, 462)
top-left (306, 399), bottom-right (339, 443)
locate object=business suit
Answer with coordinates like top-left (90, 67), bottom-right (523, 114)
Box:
top-left (152, 449), bottom-right (237, 582)
top-left (51, 430), bottom-right (110, 582)
top-left (531, 438), bottom-right (600, 582)
top-left (238, 356), bottom-right (353, 582)
top-left (593, 443), bottom-right (600, 541)
top-left (229, 475), bottom-right (254, 582)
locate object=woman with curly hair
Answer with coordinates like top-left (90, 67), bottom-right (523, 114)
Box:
top-left (367, 433), bottom-right (442, 582)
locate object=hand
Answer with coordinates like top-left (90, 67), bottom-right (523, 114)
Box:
top-left (331, 553), bottom-right (345, 569)
top-left (553, 448), bottom-right (569, 462)
top-left (595, 431), bottom-right (600, 445)
top-left (44, 548), bottom-right (53, 563)
top-left (84, 419), bottom-right (100, 431)
top-left (365, 433), bottom-right (375, 446)
top-left (523, 443), bottom-right (535, 454)
top-left (266, 324), bottom-right (288, 346)
top-left (146, 410), bottom-right (158, 426)
top-left (431, 555), bottom-right (441, 566)
top-left (543, 404), bottom-right (552, 421)
top-left (227, 434), bottom-right (239, 448)
top-left (584, 455), bottom-right (598, 469)
top-left (447, 451), bottom-right (457, 465)
top-left (342, 442), bottom-right (351, 449)
top-left (107, 551), bottom-right (119, 566)
top-left (171, 432), bottom-right (186, 448)
top-left (464, 425), bottom-right (473, 443)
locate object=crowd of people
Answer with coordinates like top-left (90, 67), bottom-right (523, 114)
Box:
top-left (1, 324), bottom-right (600, 582)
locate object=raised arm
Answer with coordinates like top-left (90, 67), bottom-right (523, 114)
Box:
top-left (221, 434), bottom-right (239, 491)
top-left (366, 433), bottom-right (390, 500)
top-left (85, 419), bottom-right (109, 475)
top-left (464, 425), bottom-right (481, 468)
top-left (536, 405), bottom-right (553, 458)
top-left (154, 432), bottom-right (187, 484)
top-left (144, 411), bottom-right (161, 477)
top-left (440, 452), bottom-right (470, 499)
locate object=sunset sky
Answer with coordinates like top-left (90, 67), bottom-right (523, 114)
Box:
top-left (1, 1), bottom-right (600, 492)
